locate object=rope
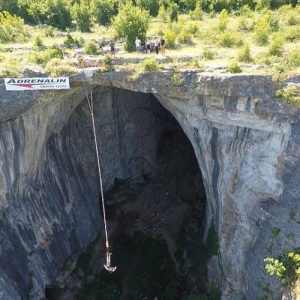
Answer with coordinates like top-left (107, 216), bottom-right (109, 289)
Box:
top-left (85, 88), bottom-right (110, 251)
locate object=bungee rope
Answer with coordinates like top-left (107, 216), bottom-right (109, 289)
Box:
top-left (84, 86), bottom-right (117, 273)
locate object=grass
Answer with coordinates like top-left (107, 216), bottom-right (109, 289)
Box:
top-left (2, 7), bottom-right (300, 80)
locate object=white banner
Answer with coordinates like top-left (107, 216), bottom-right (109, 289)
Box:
top-left (5, 77), bottom-right (70, 91)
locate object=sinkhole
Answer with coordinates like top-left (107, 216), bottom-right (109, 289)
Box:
top-left (46, 86), bottom-right (219, 300)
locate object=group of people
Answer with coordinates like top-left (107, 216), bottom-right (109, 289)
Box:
top-left (135, 36), bottom-right (165, 55)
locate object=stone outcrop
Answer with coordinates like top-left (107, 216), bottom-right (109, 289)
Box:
top-left (0, 69), bottom-right (300, 299)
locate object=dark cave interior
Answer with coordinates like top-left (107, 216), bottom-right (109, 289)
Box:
top-left (46, 92), bottom-right (220, 300)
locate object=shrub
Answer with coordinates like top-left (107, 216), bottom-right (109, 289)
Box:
top-left (203, 47), bottom-right (214, 60)
top-left (264, 250), bottom-right (300, 288)
top-left (92, 0), bottom-right (115, 25)
top-left (72, 2), bottom-right (92, 32)
top-left (286, 49), bottom-right (300, 68)
top-left (237, 15), bottom-right (254, 31)
top-left (237, 44), bottom-right (252, 62)
top-left (27, 46), bottom-right (63, 64)
top-left (139, 58), bottom-right (159, 71)
top-left (253, 21), bottom-right (269, 46)
top-left (218, 9), bottom-right (229, 31)
top-left (44, 26), bottom-right (54, 37)
top-left (186, 22), bottom-right (199, 35)
top-left (284, 26), bottom-right (300, 42)
top-left (102, 54), bottom-right (114, 71)
top-left (63, 33), bottom-right (75, 49)
top-left (113, 3), bottom-right (150, 52)
top-left (268, 34), bottom-right (284, 57)
top-left (189, 6), bottom-right (203, 20)
top-left (136, 0), bottom-right (159, 17)
top-left (164, 29), bottom-right (176, 49)
top-left (44, 58), bottom-right (77, 76)
top-left (226, 61), bottom-right (242, 73)
top-left (84, 41), bottom-right (99, 55)
top-left (177, 28), bottom-right (193, 44)
top-left (33, 36), bottom-right (45, 50)
top-left (219, 31), bottom-right (243, 48)
top-left (0, 11), bottom-right (29, 43)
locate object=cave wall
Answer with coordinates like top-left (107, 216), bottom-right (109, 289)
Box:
top-left (0, 84), bottom-right (168, 299)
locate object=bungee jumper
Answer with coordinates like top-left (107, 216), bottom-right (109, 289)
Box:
top-left (104, 241), bottom-right (117, 273)
top-left (84, 84), bottom-right (117, 273)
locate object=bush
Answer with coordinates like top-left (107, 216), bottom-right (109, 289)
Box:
top-left (203, 47), bottom-right (214, 60)
top-left (44, 58), bottom-right (77, 76)
top-left (72, 2), bottom-right (92, 32)
top-left (0, 11), bottom-right (29, 43)
top-left (27, 46), bottom-right (63, 64)
top-left (138, 58), bottom-right (159, 71)
top-left (113, 3), bottom-right (150, 52)
top-left (189, 7), bottom-right (203, 20)
top-left (286, 49), bottom-right (300, 68)
top-left (84, 41), bottom-right (99, 55)
top-left (218, 9), bottom-right (229, 31)
top-left (237, 44), bottom-right (252, 62)
top-left (44, 26), bottom-right (54, 37)
top-left (284, 25), bottom-right (300, 42)
top-left (33, 36), bottom-right (45, 50)
top-left (226, 61), bottom-right (242, 73)
top-left (268, 34), bottom-right (284, 57)
top-left (136, 0), bottom-right (159, 17)
top-left (219, 31), bottom-right (243, 48)
top-left (164, 29), bottom-right (176, 49)
top-left (177, 28), bottom-right (193, 44)
top-left (186, 22), bottom-right (199, 35)
top-left (265, 250), bottom-right (300, 287)
top-left (253, 21), bottom-right (269, 46)
top-left (63, 33), bottom-right (75, 49)
top-left (92, 0), bottom-right (115, 25)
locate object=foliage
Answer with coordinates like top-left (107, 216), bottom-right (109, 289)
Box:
top-left (268, 33), bottom-right (284, 56)
top-left (189, 6), bottom-right (203, 20)
top-left (237, 43), bottom-right (252, 62)
top-left (63, 33), bottom-right (75, 48)
top-left (203, 47), bottom-right (214, 60)
top-left (136, 0), bottom-right (159, 17)
top-left (275, 85), bottom-right (300, 106)
top-left (27, 46), bottom-right (63, 64)
top-left (264, 249), bottom-right (300, 288)
top-left (253, 20), bottom-right (269, 46)
top-left (163, 28), bottom-right (176, 49)
top-left (138, 58), bottom-right (159, 71)
top-left (177, 28), bottom-right (193, 44)
top-left (84, 40), bottom-right (99, 55)
top-left (226, 61), bottom-right (242, 73)
top-left (286, 49), bottom-right (300, 68)
top-left (219, 31), bottom-right (243, 48)
top-left (92, 0), bottom-right (115, 25)
top-left (72, 1), bottom-right (92, 32)
top-left (33, 36), bottom-right (45, 49)
top-left (218, 9), bottom-right (229, 31)
top-left (44, 26), bottom-right (54, 37)
top-left (0, 11), bottom-right (29, 43)
top-left (113, 3), bottom-right (150, 52)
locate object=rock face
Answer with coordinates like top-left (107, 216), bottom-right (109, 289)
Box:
top-left (0, 70), bottom-right (300, 299)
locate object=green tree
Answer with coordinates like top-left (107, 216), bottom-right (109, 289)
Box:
top-left (113, 3), bottom-right (150, 52)
top-left (72, 0), bottom-right (93, 32)
top-left (136, 0), bottom-right (159, 17)
top-left (45, 0), bottom-right (71, 30)
top-left (0, 11), bottom-right (29, 42)
top-left (92, 0), bottom-right (115, 25)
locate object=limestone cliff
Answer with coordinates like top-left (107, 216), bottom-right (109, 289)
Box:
top-left (0, 69), bottom-right (300, 299)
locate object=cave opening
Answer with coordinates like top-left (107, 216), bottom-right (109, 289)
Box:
top-left (45, 89), bottom-right (218, 300)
